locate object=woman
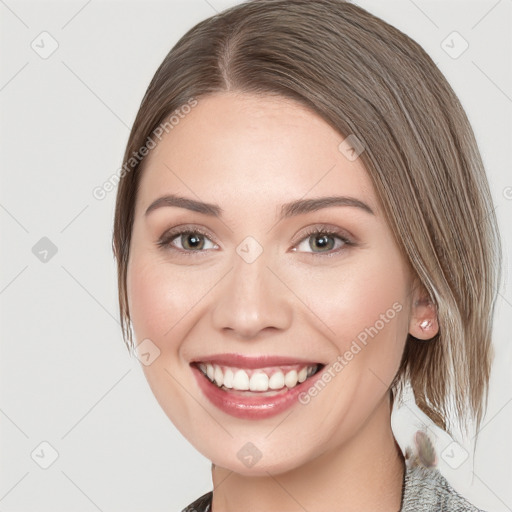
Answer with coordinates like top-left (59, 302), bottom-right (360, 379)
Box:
top-left (112, 1), bottom-right (502, 510)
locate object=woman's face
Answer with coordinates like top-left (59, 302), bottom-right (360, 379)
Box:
top-left (127, 92), bottom-right (416, 475)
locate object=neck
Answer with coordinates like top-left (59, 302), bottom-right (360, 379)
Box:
top-left (211, 393), bottom-right (405, 512)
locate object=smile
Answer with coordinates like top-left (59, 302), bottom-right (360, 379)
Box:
top-left (190, 358), bottom-right (327, 420)
top-left (196, 362), bottom-right (322, 392)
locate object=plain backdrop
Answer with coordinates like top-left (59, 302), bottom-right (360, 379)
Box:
top-left (0, 0), bottom-right (511, 510)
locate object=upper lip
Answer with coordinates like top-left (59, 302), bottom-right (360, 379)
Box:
top-left (191, 353), bottom-right (323, 369)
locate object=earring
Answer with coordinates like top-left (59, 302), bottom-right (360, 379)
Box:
top-left (419, 319), bottom-right (432, 330)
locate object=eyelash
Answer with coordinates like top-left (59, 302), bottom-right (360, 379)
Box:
top-left (156, 224), bottom-right (355, 258)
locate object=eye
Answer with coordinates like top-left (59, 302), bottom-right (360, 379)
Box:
top-left (156, 226), bottom-right (218, 255)
top-left (292, 225), bottom-right (354, 257)
top-left (156, 224), bottom-right (355, 258)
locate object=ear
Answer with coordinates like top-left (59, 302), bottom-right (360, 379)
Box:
top-left (408, 279), bottom-right (439, 341)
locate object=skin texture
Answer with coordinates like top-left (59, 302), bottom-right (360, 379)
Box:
top-left (126, 92), bottom-right (439, 512)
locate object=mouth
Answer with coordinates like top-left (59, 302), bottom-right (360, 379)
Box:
top-left (189, 355), bottom-right (329, 419)
top-left (191, 361), bottom-right (326, 396)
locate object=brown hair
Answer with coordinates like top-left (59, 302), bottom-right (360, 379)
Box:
top-left (112, 0), bottom-right (502, 434)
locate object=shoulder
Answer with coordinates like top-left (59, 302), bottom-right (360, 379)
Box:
top-left (402, 464), bottom-right (487, 512)
top-left (181, 490), bottom-right (213, 512)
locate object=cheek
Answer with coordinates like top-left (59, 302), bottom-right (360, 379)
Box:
top-left (288, 254), bottom-right (409, 367)
top-left (127, 253), bottom-right (189, 346)
top-left (126, 253), bottom-right (198, 415)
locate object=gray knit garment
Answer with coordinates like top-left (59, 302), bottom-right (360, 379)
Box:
top-left (400, 464), bottom-right (484, 511)
top-left (180, 464), bottom-right (485, 511)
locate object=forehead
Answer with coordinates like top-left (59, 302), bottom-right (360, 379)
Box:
top-left (135, 92), bottom-right (379, 219)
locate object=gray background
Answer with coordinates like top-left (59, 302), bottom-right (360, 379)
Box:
top-left (1, 0), bottom-right (511, 510)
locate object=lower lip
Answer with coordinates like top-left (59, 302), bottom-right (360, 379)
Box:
top-left (191, 364), bottom-right (326, 420)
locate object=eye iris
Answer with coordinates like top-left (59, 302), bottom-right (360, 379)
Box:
top-left (310, 234), bottom-right (334, 252)
top-left (182, 233), bottom-right (204, 250)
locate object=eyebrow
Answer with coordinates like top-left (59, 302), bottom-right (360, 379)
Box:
top-left (144, 193), bottom-right (375, 219)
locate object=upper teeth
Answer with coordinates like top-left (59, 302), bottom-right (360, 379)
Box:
top-left (198, 363), bottom-right (318, 392)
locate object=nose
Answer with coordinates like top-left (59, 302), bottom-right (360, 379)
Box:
top-left (210, 247), bottom-right (294, 340)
